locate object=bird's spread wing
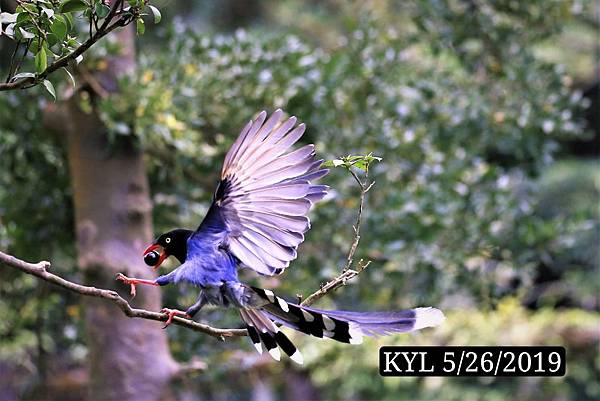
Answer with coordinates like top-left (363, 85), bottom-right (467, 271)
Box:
top-left (196, 109), bottom-right (329, 275)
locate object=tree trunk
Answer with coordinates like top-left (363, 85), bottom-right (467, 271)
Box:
top-left (59, 25), bottom-right (178, 401)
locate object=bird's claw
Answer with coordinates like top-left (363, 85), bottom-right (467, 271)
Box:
top-left (115, 273), bottom-right (137, 298)
top-left (160, 308), bottom-right (190, 329)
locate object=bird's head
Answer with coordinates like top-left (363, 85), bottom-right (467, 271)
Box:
top-left (143, 229), bottom-right (193, 269)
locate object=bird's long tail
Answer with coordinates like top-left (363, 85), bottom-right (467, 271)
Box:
top-left (238, 286), bottom-right (445, 364)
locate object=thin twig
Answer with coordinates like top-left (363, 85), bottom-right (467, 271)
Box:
top-left (302, 167), bottom-right (373, 306)
top-left (0, 250), bottom-right (248, 339)
top-left (89, 13), bottom-right (93, 39)
top-left (5, 40), bottom-right (21, 83)
top-left (344, 168), bottom-right (368, 271)
top-left (12, 39), bottom-right (32, 82)
top-left (99, 0), bottom-right (123, 33)
top-left (301, 259), bottom-right (372, 307)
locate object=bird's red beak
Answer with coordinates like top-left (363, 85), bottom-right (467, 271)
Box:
top-left (143, 243), bottom-right (168, 269)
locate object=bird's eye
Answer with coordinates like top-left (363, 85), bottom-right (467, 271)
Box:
top-left (165, 237), bottom-right (171, 244)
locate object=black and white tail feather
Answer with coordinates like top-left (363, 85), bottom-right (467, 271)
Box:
top-left (239, 286), bottom-right (445, 364)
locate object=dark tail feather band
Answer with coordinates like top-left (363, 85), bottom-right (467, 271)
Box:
top-left (251, 286), bottom-right (444, 343)
top-left (240, 287), bottom-right (444, 363)
top-left (240, 308), bottom-right (303, 364)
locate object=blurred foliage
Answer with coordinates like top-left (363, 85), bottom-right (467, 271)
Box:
top-left (0, 90), bottom-right (82, 393)
top-left (0, 0), bottom-right (598, 400)
top-left (523, 160), bottom-right (599, 310)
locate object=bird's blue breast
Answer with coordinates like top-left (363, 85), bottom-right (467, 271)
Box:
top-left (173, 206), bottom-right (239, 287)
top-left (173, 235), bottom-right (237, 287)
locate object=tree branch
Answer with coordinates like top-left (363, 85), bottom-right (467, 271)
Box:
top-left (0, 0), bottom-right (132, 92)
top-left (0, 250), bottom-right (247, 339)
top-left (301, 259), bottom-right (371, 307)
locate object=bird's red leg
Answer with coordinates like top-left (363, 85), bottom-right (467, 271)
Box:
top-left (160, 308), bottom-right (191, 328)
top-left (115, 273), bottom-right (158, 298)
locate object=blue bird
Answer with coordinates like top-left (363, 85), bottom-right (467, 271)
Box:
top-left (116, 110), bottom-right (444, 364)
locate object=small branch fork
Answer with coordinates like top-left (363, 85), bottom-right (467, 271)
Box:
top-left (0, 166), bottom-right (374, 337)
top-left (0, 0), bottom-right (136, 92)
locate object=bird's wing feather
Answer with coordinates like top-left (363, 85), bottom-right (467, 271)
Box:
top-left (195, 110), bottom-right (328, 275)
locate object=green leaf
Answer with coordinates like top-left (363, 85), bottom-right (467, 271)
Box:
top-left (60, 0), bottom-right (88, 13)
top-left (62, 12), bottom-right (75, 31)
top-left (47, 33), bottom-right (59, 47)
top-left (323, 154), bottom-right (382, 171)
top-left (50, 18), bottom-right (67, 40)
top-left (352, 153), bottom-right (381, 170)
top-left (67, 37), bottom-right (79, 47)
top-left (16, 11), bottom-right (30, 24)
top-left (351, 160), bottom-right (369, 171)
top-left (148, 5), bottom-right (161, 23)
top-left (35, 48), bottom-right (47, 74)
top-left (42, 79), bottom-right (56, 100)
top-left (95, 3), bottom-right (110, 18)
top-left (136, 18), bottom-right (145, 35)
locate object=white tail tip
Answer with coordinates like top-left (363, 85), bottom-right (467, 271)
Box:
top-left (253, 342), bottom-right (263, 354)
top-left (290, 350), bottom-right (304, 365)
top-left (268, 347), bottom-right (281, 361)
top-left (348, 322), bottom-right (364, 344)
top-left (413, 307), bottom-right (445, 331)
